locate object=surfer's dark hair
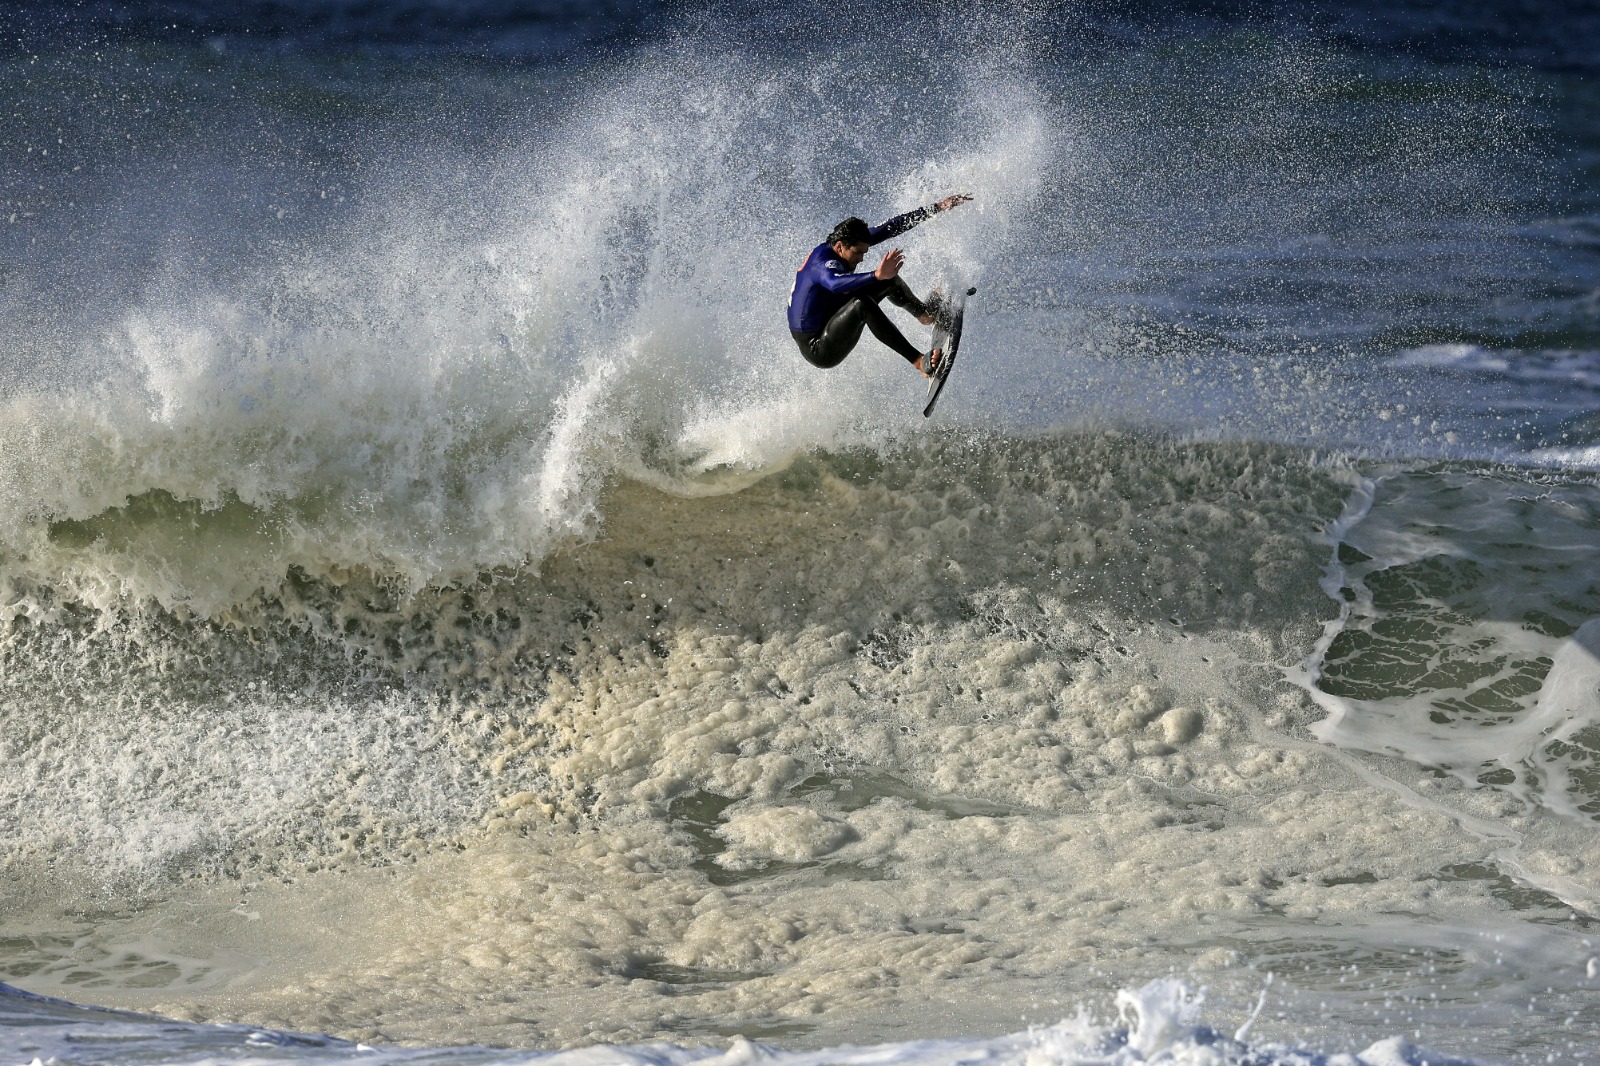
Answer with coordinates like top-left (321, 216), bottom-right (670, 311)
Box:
top-left (827, 217), bottom-right (871, 247)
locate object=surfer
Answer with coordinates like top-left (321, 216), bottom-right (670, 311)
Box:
top-left (788, 193), bottom-right (973, 377)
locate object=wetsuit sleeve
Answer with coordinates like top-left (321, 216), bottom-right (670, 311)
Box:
top-left (815, 261), bottom-right (884, 295)
top-left (867, 205), bottom-right (935, 245)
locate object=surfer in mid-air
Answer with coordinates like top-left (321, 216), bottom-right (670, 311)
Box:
top-left (788, 193), bottom-right (973, 378)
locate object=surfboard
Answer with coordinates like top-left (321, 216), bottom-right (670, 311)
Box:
top-left (922, 286), bottom-right (975, 418)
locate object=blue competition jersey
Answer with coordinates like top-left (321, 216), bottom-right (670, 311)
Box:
top-left (786, 207), bottom-right (933, 334)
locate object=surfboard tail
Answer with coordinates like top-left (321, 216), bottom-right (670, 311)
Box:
top-left (921, 287), bottom-right (973, 418)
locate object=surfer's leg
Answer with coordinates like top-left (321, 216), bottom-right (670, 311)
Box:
top-left (849, 295), bottom-right (925, 366)
top-left (881, 277), bottom-right (932, 320)
top-left (807, 295), bottom-right (923, 368)
top-left (801, 301), bottom-right (868, 368)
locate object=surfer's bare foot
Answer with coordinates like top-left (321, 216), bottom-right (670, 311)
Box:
top-left (916, 348), bottom-right (945, 378)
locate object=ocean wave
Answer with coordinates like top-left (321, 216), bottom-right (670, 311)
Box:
top-left (1390, 344), bottom-right (1600, 389)
top-left (4, 9), bottom-right (1598, 1060)
top-left (0, 432), bottom-right (1347, 887)
top-left (0, 41), bottom-right (1049, 615)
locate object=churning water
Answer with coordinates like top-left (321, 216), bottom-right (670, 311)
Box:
top-left (3, 1), bottom-right (1600, 1063)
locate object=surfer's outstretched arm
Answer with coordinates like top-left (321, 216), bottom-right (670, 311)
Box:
top-left (868, 192), bottom-right (974, 244)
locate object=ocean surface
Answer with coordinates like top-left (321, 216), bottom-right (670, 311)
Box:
top-left (3, 1), bottom-right (1599, 1063)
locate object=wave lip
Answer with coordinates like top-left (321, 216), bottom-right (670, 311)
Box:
top-left (1391, 344), bottom-right (1600, 390)
top-left (1389, 344), bottom-right (1510, 372)
top-left (1529, 444), bottom-right (1600, 469)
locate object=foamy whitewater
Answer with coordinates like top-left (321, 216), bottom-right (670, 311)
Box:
top-left (3, 2), bottom-right (1599, 1065)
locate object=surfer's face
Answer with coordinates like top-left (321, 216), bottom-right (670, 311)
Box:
top-left (832, 240), bottom-right (869, 269)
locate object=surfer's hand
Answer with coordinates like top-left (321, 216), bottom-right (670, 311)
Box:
top-left (875, 248), bottom-right (904, 280)
top-left (935, 193), bottom-right (973, 212)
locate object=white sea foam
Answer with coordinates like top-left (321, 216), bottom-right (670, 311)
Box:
top-left (1293, 467), bottom-right (1600, 920)
top-left (7, 435), bottom-right (1596, 1060)
top-left (0, 978), bottom-right (1489, 1066)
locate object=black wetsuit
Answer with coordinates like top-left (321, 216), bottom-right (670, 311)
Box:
top-left (787, 207), bottom-right (937, 369)
top-left (794, 276), bottom-right (932, 369)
